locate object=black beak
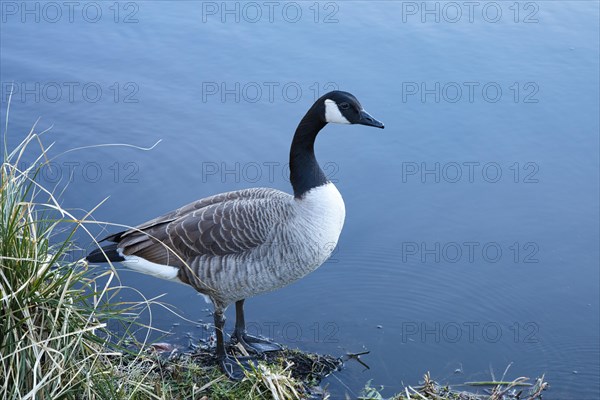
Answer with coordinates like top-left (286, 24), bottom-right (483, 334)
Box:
top-left (358, 109), bottom-right (385, 129)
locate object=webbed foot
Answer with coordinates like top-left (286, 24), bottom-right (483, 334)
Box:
top-left (219, 355), bottom-right (258, 381)
top-left (235, 332), bottom-right (282, 354)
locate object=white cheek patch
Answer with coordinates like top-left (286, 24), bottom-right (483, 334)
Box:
top-left (324, 99), bottom-right (350, 124)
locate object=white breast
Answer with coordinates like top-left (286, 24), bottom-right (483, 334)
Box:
top-left (294, 182), bottom-right (346, 252)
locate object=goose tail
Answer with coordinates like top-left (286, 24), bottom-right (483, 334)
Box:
top-left (86, 243), bottom-right (125, 263)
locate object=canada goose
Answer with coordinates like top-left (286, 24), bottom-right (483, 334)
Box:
top-left (86, 91), bottom-right (384, 380)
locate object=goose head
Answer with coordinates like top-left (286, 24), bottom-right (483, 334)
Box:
top-left (321, 91), bottom-right (384, 129)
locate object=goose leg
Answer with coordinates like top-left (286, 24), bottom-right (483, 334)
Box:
top-left (214, 308), bottom-right (254, 381)
top-left (233, 299), bottom-right (282, 354)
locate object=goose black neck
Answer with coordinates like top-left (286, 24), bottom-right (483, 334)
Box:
top-left (289, 103), bottom-right (328, 198)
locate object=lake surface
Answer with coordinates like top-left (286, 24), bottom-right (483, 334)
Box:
top-left (1, 1), bottom-right (599, 398)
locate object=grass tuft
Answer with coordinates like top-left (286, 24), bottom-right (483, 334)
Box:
top-left (1, 124), bottom-right (124, 399)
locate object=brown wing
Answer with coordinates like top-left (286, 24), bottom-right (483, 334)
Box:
top-left (107, 188), bottom-right (292, 267)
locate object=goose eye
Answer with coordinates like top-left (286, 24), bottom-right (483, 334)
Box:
top-left (339, 102), bottom-right (350, 110)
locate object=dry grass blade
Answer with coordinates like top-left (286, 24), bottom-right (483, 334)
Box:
top-left (359, 366), bottom-right (548, 400)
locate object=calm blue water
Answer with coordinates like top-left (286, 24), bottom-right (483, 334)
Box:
top-left (1, 1), bottom-right (599, 398)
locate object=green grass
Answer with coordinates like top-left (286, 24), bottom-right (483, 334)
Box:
top-left (1, 125), bottom-right (119, 398)
top-left (110, 348), bottom-right (332, 400)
